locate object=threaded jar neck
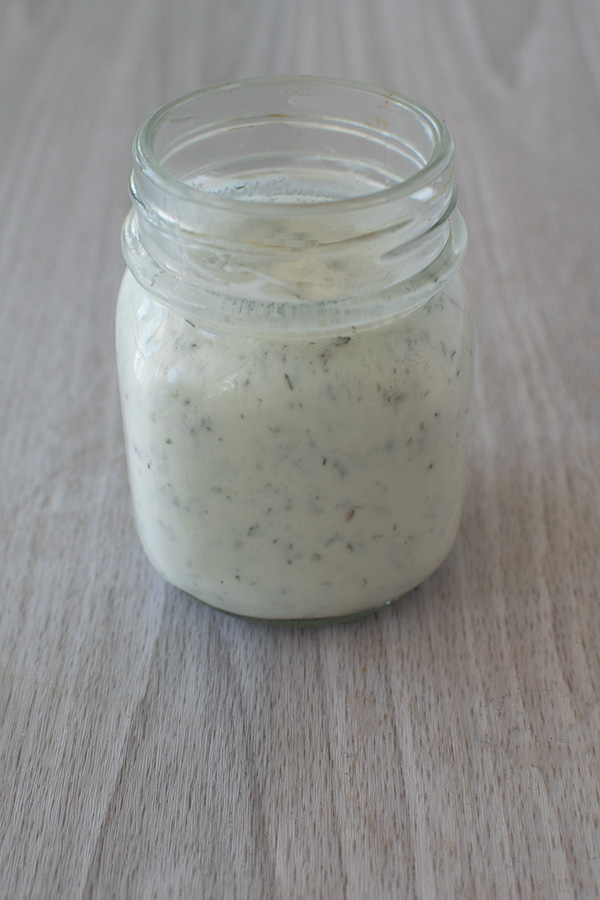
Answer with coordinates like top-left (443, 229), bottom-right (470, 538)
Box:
top-left (123, 76), bottom-right (466, 331)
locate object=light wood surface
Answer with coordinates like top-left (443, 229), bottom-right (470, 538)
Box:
top-left (2, 0), bottom-right (599, 897)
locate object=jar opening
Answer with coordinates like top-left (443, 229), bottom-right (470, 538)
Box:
top-left (123, 76), bottom-right (466, 329)
top-left (136, 76), bottom-right (452, 215)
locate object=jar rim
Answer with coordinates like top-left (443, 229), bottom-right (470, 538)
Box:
top-left (124, 76), bottom-right (466, 330)
top-left (133, 75), bottom-right (454, 217)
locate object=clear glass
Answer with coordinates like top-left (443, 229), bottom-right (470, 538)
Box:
top-left (116, 76), bottom-right (474, 623)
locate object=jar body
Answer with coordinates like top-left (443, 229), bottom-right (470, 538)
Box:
top-left (116, 76), bottom-right (474, 622)
top-left (116, 268), bottom-right (473, 621)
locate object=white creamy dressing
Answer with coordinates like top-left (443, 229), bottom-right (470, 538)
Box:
top-left (117, 263), bottom-right (473, 620)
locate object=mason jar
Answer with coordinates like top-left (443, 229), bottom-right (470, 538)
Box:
top-left (116, 76), bottom-right (474, 623)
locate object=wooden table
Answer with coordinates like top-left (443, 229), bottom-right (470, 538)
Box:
top-left (2, 1), bottom-right (599, 897)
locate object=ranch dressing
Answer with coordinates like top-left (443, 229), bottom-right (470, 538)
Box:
top-left (117, 271), bottom-right (472, 620)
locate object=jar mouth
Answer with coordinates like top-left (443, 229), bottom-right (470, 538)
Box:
top-left (124, 76), bottom-right (466, 328)
top-left (133, 75), bottom-right (454, 220)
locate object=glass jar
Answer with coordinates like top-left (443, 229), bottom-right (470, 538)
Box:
top-left (116, 76), bottom-right (473, 623)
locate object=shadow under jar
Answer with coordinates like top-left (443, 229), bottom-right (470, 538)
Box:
top-left (116, 76), bottom-right (474, 623)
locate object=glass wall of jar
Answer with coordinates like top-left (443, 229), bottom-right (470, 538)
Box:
top-left (116, 76), bottom-right (474, 623)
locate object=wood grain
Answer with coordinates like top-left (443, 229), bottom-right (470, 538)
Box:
top-left (1, 0), bottom-right (599, 897)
